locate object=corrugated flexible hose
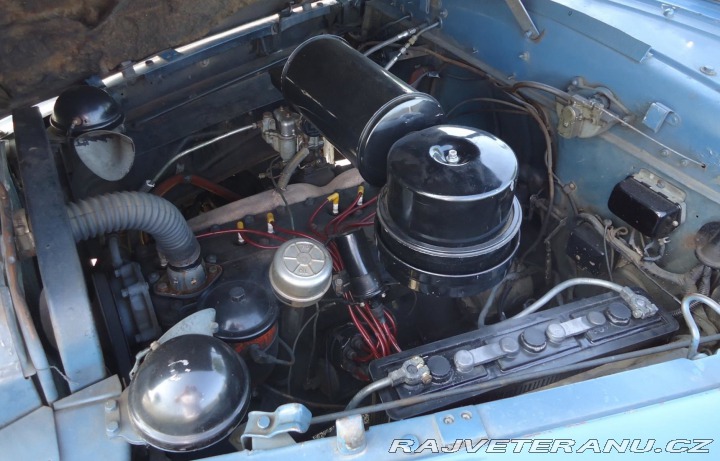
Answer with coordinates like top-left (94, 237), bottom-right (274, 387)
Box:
top-left (67, 191), bottom-right (200, 268)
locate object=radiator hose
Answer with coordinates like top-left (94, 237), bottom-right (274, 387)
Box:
top-left (67, 191), bottom-right (200, 269)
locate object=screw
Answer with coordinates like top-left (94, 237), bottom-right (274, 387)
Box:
top-left (518, 52), bottom-right (529, 61)
top-left (662, 5), bottom-right (675, 17)
top-left (443, 415), bottom-right (455, 424)
top-left (257, 415), bottom-right (271, 429)
top-left (656, 179), bottom-right (665, 188)
top-left (156, 282), bottom-right (168, 293)
top-left (446, 149), bottom-right (459, 163)
top-left (148, 272), bottom-right (160, 283)
top-left (461, 412), bottom-right (472, 420)
top-left (680, 159), bottom-right (689, 167)
top-left (672, 220), bottom-right (679, 227)
top-left (105, 400), bottom-right (117, 412)
top-left (660, 149), bottom-right (670, 157)
top-left (208, 265), bottom-right (218, 274)
top-left (205, 254), bottom-right (217, 264)
top-left (700, 65), bottom-right (717, 76)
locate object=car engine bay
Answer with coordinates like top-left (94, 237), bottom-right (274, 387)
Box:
top-left (1, 0), bottom-right (720, 459)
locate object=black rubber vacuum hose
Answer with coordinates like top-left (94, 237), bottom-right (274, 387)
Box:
top-left (67, 191), bottom-right (200, 268)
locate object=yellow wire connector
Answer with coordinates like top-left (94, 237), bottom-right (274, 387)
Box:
top-left (357, 185), bottom-right (365, 206)
top-left (328, 192), bottom-right (340, 215)
top-left (236, 221), bottom-right (245, 244)
top-left (266, 212), bottom-right (275, 234)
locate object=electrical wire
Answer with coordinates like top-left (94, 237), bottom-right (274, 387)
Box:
top-left (512, 278), bottom-right (625, 319)
top-left (195, 228), bottom-right (286, 249)
top-left (287, 304), bottom-right (321, 394)
top-left (362, 24), bottom-right (426, 57)
top-left (261, 385), bottom-right (345, 411)
top-left (146, 123), bottom-right (258, 188)
top-left (384, 22), bottom-right (441, 71)
top-left (268, 156), bottom-right (297, 230)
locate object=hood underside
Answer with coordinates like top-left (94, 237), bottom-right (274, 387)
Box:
top-left (0, 0), bottom-right (286, 112)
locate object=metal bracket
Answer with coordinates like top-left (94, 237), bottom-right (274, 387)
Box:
top-left (454, 337), bottom-right (519, 373)
top-left (642, 102), bottom-right (676, 133)
top-left (336, 415), bottom-right (366, 454)
top-left (546, 311), bottom-right (606, 343)
top-left (240, 404), bottom-right (311, 450)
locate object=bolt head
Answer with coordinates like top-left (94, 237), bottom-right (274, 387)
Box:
top-left (443, 415), bottom-right (454, 424)
top-left (257, 415), bottom-right (271, 429)
top-left (230, 287), bottom-right (246, 302)
top-left (106, 421), bottom-right (119, 434)
top-left (104, 400), bottom-right (117, 412)
top-left (461, 412), bottom-right (472, 420)
top-left (700, 65), bottom-right (717, 76)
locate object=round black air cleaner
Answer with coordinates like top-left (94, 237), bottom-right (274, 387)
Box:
top-left (376, 125), bottom-right (521, 297)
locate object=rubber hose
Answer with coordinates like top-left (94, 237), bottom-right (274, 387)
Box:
top-left (67, 191), bottom-right (200, 268)
top-left (277, 147), bottom-right (310, 190)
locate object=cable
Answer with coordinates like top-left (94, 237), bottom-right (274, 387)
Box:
top-left (261, 385), bottom-right (345, 411)
top-left (277, 337), bottom-right (296, 365)
top-left (510, 81), bottom-right (573, 103)
top-left (306, 303), bottom-right (321, 385)
top-left (268, 156), bottom-right (297, 230)
top-left (368, 14), bottom-right (412, 38)
top-left (196, 228), bottom-right (286, 250)
top-left (512, 278), bottom-right (625, 319)
top-left (346, 377), bottom-right (394, 410)
top-left (274, 226), bottom-right (316, 240)
top-left (146, 123), bottom-right (258, 188)
top-left (363, 24), bottom-right (425, 57)
top-left (310, 332), bottom-right (720, 425)
top-left (287, 304), bottom-right (321, 394)
top-left (152, 174), bottom-right (242, 201)
top-left (384, 22), bottom-right (440, 71)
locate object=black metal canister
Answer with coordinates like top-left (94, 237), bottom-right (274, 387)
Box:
top-left (280, 35), bottom-right (444, 186)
